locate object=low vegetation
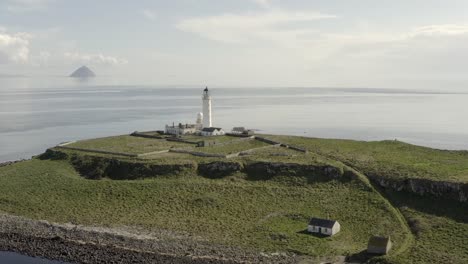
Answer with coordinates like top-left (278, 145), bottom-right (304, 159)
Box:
top-left (266, 135), bottom-right (468, 183)
top-left (1, 133), bottom-right (467, 263)
top-left (199, 139), bottom-right (269, 154)
top-left (0, 159), bottom-right (409, 258)
top-left (68, 135), bottom-right (193, 154)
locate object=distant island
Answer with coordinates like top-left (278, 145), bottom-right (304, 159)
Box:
top-left (69, 66), bottom-right (96, 78)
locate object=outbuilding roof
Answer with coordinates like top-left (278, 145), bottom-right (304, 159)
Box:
top-left (202, 127), bottom-right (222, 132)
top-left (232, 127), bottom-right (246, 132)
top-left (308, 218), bottom-right (337, 228)
top-left (368, 236), bottom-right (391, 248)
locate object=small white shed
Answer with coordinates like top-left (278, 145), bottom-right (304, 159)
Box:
top-left (307, 218), bottom-right (341, 236)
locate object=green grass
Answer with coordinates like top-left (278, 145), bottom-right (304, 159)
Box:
top-left (265, 135), bottom-right (468, 183)
top-left (5, 133), bottom-right (468, 263)
top-left (68, 135), bottom-right (193, 154)
top-left (0, 159), bottom-right (409, 257)
top-left (199, 139), bottom-right (270, 154)
top-left (380, 190), bottom-right (468, 264)
top-left (396, 209), bottom-right (468, 264)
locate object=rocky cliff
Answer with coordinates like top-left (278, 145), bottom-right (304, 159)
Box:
top-left (368, 174), bottom-right (468, 203)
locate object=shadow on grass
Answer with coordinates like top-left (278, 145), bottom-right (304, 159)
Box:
top-left (345, 250), bottom-right (374, 263)
top-left (296, 229), bottom-right (329, 238)
top-left (379, 188), bottom-right (468, 224)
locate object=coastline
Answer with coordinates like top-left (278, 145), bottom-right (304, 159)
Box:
top-left (0, 213), bottom-right (298, 264)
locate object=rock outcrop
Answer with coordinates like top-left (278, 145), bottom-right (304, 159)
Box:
top-left (244, 162), bottom-right (345, 181)
top-left (368, 175), bottom-right (468, 203)
top-left (198, 161), bottom-right (243, 178)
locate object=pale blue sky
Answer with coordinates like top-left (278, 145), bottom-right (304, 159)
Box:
top-left (1, 0), bottom-right (468, 88)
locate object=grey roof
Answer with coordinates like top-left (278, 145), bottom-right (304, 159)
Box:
top-left (308, 218), bottom-right (337, 228)
top-left (368, 236), bottom-right (391, 248)
top-left (202, 127), bottom-right (222, 132)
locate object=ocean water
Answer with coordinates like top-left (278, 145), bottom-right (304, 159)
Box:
top-left (1, 77), bottom-right (468, 162)
top-left (0, 251), bottom-right (66, 263)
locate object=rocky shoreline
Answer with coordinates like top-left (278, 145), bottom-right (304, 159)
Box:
top-left (0, 159), bottom-right (28, 167)
top-left (0, 214), bottom-right (298, 264)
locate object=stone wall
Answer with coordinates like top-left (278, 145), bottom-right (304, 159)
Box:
top-left (253, 137), bottom-right (308, 153)
top-left (56, 145), bottom-right (138, 158)
top-left (130, 131), bottom-right (165, 139)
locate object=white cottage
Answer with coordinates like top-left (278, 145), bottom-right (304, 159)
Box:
top-left (307, 218), bottom-right (341, 236)
top-left (201, 127), bottom-right (225, 136)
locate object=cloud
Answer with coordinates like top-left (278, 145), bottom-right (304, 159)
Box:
top-left (251, 0), bottom-right (271, 8)
top-left (409, 24), bottom-right (468, 37)
top-left (0, 32), bottom-right (30, 64)
top-left (63, 52), bottom-right (128, 66)
top-left (141, 9), bottom-right (156, 20)
top-left (6, 0), bottom-right (54, 12)
top-left (176, 9), bottom-right (336, 43)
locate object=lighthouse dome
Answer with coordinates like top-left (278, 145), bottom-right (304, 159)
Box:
top-left (197, 112), bottom-right (203, 119)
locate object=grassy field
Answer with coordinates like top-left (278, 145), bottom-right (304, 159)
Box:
top-left (383, 190), bottom-right (468, 264)
top-left (0, 159), bottom-right (410, 258)
top-left (3, 133), bottom-right (468, 263)
top-left (265, 135), bottom-right (468, 183)
top-left (68, 135), bottom-right (193, 154)
top-left (199, 139), bottom-right (270, 154)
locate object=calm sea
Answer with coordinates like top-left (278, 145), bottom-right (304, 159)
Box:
top-left (0, 251), bottom-right (66, 263)
top-left (2, 77), bottom-right (468, 162)
top-left (1, 77), bottom-right (468, 262)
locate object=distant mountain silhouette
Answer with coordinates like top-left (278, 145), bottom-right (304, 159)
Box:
top-left (70, 66), bottom-right (96, 78)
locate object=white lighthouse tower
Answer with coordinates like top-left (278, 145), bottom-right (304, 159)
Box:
top-left (202, 87), bottom-right (212, 128)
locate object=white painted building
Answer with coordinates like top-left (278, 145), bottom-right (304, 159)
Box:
top-left (164, 87), bottom-right (224, 136)
top-left (201, 127), bottom-right (225, 136)
top-left (202, 87), bottom-right (212, 128)
top-left (307, 218), bottom-right (341, 236)
top-left (196, 112), bottom-right (203, 130)
top-left (165, 123), bottom-right (197, 136)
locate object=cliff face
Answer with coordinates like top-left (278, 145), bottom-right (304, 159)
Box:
top-left (41, 149), bottom-right (352, 182)
top-left (368, 174), bottom-right (468, 203)
top-left (244, 162), bottom-right (345, 180)
top-left (42, 148), bottom-right (468, 202)
top-left (198, 161), bottom-right (243, 178)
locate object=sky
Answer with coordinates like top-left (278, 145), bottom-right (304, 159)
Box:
top-left (1, 0), bottom-right (468, 89)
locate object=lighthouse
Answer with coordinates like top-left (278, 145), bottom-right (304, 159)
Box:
top-left (202, 87), bottom-right (212, 128)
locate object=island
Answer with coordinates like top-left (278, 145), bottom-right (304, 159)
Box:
top-left (69, 65), bottom-right (96, 78)
top-left (0, 132), bottom-right (467, 263)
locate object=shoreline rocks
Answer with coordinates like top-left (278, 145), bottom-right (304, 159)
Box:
top-left (0, 214), bottom-right (298, 264)
top-left (0, 159), bottom-right (28, 167)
